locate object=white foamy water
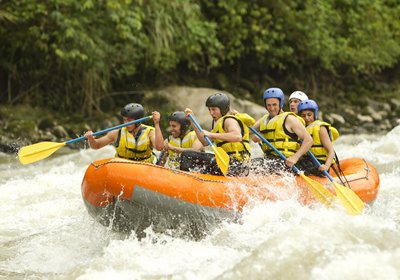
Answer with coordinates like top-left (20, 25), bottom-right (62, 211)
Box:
top-left (1, 126), bottom-right (400, 279)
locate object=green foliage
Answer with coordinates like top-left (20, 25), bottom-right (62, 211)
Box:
top-left (0, 0), bottom-right (399, 116)
top-left (0, 0), bottom-right (221, 115)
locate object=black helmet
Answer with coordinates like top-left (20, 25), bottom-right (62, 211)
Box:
top-left (169, 111), bottom-right (190, 135)
top-left (121, 103), bottom-right (145, 119)
top-left (205, 93), bottom-right (230, 116)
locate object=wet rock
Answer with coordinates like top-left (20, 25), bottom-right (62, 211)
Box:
top-left (38, 130), bottom-right (58, 142)
top-left (155, 86), bottom-right (266, 129)
top-left (357, 114), bottom-right (373, 123)
top-left (52, 125), bottom-right (69, 138)
top-left (100, 117), bottom-right (120, 130)
top-left (328, 113), bottom-right (346, 125)
top-left (7, 119), bottom-right (39, 139)
top-left (389, 98), bottom-right (400, 109)
top-left (38, 117), bottom-right (55, 130)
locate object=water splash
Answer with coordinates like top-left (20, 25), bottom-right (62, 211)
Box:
top-left (1, 129), bottom-right (399, 279)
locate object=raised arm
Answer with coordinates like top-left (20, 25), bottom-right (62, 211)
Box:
top-left (150, 111), bottom-right (164, 151)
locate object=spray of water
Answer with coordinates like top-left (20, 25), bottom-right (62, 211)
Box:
top-left (1, 127), bottom-right (399, 279)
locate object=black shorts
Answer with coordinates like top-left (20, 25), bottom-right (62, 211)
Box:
top-left (249, 155), bottom-right (326, 177)
top-left (180, 151), bottom-right (249, 177)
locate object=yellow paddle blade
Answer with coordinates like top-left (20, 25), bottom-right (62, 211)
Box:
top-left (333, 181), bottom-right (365, 215)
top-left (299, 173), bottom-right (335, 206)
top-left (18, 142), bottom-right (66, 165)
top-left (212, 146), bottom-right (229, 175)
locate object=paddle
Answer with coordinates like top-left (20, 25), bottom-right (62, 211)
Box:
top-left (18, 116), bottom-right (152, 165)
top-left (306, 150), bottom-right (365, 215)
top-left (249, 127), bottom-right (335, 206)
top-left (188, 114), bottom-right (229, 175)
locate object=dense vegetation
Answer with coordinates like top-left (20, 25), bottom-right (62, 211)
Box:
top-left (1, 0), bottom-right (399, 116)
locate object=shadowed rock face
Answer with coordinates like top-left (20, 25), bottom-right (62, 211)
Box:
top-left (154, 86), bottom-right (266, 130)
top-left (153, 86), bottom-right (400, 134)
top-left (1, 86), bottom-right (399, 154)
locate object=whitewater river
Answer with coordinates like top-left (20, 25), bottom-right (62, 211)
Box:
top-left (1, 126), bottom-right (400, 279)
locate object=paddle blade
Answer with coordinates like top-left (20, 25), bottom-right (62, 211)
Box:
top-left (299, 173), bottom-right (335, 206)
top-left (212, 146), bottom-right (229, 175)
top-left (18, 142), bottom-right (66, 165)
top-left (333, 181), bottom-right (365, 215)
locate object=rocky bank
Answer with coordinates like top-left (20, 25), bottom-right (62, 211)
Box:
top-left (1, 86), bottom-right (399, 154)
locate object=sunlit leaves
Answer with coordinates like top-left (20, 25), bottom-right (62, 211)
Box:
top-left (0, 0), bottom-right (399, 113)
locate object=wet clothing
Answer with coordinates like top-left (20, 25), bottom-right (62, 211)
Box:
top-left (115, 125), bottom-right (155, 163)
top-left (259, 112), bottom-right (305, 158)
top-left (306, 120), bottom-right (339, 162)
top-left (254, 112), bottom-right (313, 176)
top-left (180, 150), bottom-right (249, 177)
top-left (250, 155), bottom-right (316, 176)
top-left (179, 113), bottom-right (254, 176)
top-left (211, 114), bottom-right (252, 162)
top-left (299, 120), bottom-right (339, 177)
top-left (167, 131), bottom-right (197, 169)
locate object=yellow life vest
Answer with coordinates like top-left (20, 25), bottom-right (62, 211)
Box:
top-left (306, 120), bottom-right (339, 161)
top-left (211, 114), bottom-right (252, 162)
top-left (115, 125), bottom-right (155, 163)
top-left (235, 112), bottom-right (256, 127)
top-left (259, 112), bottom-right (305, 158)
top-left (167, 131), bottom-right (197, 169)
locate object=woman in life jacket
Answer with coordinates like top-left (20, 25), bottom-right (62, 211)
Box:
top-left (158, 111), bottom-right (203, 169)
top-left (85, 103), bottom-right (164, 163)
top-left (297, 99), bottom-right (339, 176)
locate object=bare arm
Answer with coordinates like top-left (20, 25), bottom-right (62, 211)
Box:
top-left (204, 118), bottom-right (242, 142)
top-left (150, 111), bottom-right (164, 151)
top-left (285, 115), bottom-right (313, 167)
top-left (156, 139), bottom-right (169, 166)
top-left (319, 126), bottom-right (335, 171)
top-left (85, 130), bottom-right (118, 150)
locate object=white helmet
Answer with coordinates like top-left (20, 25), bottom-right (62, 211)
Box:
top-left (289, 91), bottom-right (308, 101)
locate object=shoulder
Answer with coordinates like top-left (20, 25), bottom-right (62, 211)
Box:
top-left (142, 124), bottom-right (155, 130)
top-left (223, 116), bottom-right (241, 127)
top-left (285, 113), bottom-right (301, 123)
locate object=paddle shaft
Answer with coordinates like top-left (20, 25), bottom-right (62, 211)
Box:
top-left (305, 141), bottom-right (364, 214)
top-left (65, 116), bottom-right (151, 145)
top-left (188, 114), bottom-right (215, 148)
top-left (249, 127), bottom-right (301, 173)
top-left (306, 150), bottom-right (335, 181)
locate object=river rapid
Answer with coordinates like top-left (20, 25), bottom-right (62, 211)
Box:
top-left (1, 126), bottom-right (400, 280)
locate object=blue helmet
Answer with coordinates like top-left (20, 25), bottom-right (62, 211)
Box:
top-left (298, 99), bottom-right (319, 120)
top-left (263, 88), bottom-right (285, 109)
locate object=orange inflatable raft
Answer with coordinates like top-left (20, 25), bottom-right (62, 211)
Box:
top-left (81, 157), bottom-right (379, 236)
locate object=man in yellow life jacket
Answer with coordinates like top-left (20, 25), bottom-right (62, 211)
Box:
top-left (298, 99), bottom-right (340, 176)
top-left (252, 87), bottom-right (313, 174)
top-left (158, 111), bottom-right (203, 169)
top-left (182, 92), bottom-right (255, 176)
top-left (84, 103), bottom-right (164, 163)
